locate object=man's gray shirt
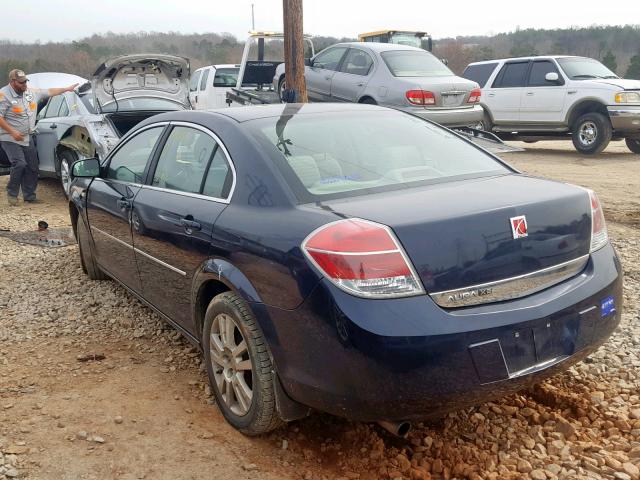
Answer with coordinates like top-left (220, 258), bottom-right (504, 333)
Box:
top-left (0, 85), bottom-right (49, 146)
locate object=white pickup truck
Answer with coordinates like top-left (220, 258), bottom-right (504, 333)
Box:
top-left (463, 55), bottom-right (640, 155)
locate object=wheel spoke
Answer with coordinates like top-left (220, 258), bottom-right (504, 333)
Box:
top-left (232, 374), bottom-right (252, 412)
top-left (209, 331), bottom-right (225, 357)
top-left (232, 340), bottom-right (247, 358)
top-left (224, 315), bottom-right (236, 349)
top-left (236, 359), bottom-right (252, 371)
top-left (209, 343), bottom-right (225, 368)
top-left (224, 378), bottom-right (236, 408)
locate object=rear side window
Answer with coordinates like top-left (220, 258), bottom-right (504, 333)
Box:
top-left (340, 49), bottom-right (374, 76)
top-left (202, 147), bottom-right (232, 199)
top-left (152, 126), bottom-right (217, 194)
top-left (528, 61), bottom-right (562, 86)
top-left (189, 70), bottom-right (202, 92)
top-left (200, 69), bottom-right (210, 90)
top-left (462, 63), bottom-right (498, 88)
top-left (213, 68), bottom-right (239, 87)
top-left (493, 62), bottom-right (529, 88)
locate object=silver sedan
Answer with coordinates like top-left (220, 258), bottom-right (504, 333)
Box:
top-left (274, 42), bottom-right (483, 128)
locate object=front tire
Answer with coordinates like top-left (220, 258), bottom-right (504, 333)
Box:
top-left (203, 292), bottom-right (282, 435)
top-left (625, 138), bottom-right (640, 154)
top-left (57, 150), bottom-right (77, 199)
top-left (571, 113), bottom-right (612, 155)
top-left (76, 217), bottom-right (107, 280)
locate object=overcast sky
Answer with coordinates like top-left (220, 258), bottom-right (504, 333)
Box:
top-left (3, 0), bottom-right (639, 43)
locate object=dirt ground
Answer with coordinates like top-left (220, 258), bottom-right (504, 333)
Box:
top-left (0, 139), bottom-right (639, 480)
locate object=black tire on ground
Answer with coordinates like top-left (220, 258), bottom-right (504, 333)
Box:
top-left (571, 112), bottom-right (612, 155)
top-left (77, 217), bottom-right (107, 280)
top-left (625, 138), bottom-right (640, 154)
top-left (57, 150), bottom-right (77, 199)
top-left (359, 97), bottom-right (377, 105)
top-left (203, 291), bottom-right (283, 435)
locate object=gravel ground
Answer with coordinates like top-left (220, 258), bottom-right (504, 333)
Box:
top-left (0, 140), bottom-right (638, 480)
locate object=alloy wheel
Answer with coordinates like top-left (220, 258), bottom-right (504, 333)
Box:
top-left (579, 121), bottom-right (598, 146)
top-left (60, 158), bottom-right (71, 197)
top-left (209, 313), bottom-right (254, 416)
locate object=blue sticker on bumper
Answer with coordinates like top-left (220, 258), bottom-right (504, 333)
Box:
top-left (601, 296), bottom-right (615, 317)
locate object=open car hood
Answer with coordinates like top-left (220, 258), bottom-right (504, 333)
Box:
top-left (91, 54), bottom-right (190, 111)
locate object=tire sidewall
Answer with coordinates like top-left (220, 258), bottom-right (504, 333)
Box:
top-left (572, 113), bottom-right (612, 155)
top-left (58, 150), bottom-right (77, 199)
top-left (202, 293), bottom-right (269, 432)
top-left (625, 137), bottom-right (640, 154)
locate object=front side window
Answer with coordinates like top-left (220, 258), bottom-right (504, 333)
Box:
top-left (189, 70), bottom-right (202, 92)
top-left (247, 111), bottom-right (509, 202)
top-left (528, 61), bottom-right (562, 87)
top-left (381, 50), bottom-right (453, 77)
top-left (312, 47), bottom-right (348, 71)
top-left (152, 126), bottom-right (217, 194)
top-left (340, 49), bottom-right (374, 76)
top-left (44, 96), bottom-right (64, 118)
top-left (493, 62), bottom-right (529, 88)
top-left (106, 126), bottom-right (164, 182)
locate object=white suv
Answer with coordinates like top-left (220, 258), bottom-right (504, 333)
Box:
top-left (463, 56), bottom-right (640, 155)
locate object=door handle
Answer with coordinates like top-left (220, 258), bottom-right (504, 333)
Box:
top-left (526, 92), bottom-right (534, 96)
top-left (568, 90), bottom-right (577, 95)
top-left (117, 198), bottom-right (131, 210)
top-left (487, 93), bottom-right (495, 97)
top-left (50, 124), bottom-right (57, 129)
top-left (180, 217), bottom-right (202, 232)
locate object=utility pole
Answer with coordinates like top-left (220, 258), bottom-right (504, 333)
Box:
top-left (282, 0), bottom-right (308, 102)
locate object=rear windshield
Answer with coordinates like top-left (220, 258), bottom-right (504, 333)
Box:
top-left (214, 68), bottom-right (239, 87)
top-left (381, 50), bottom-right (453, 77)
top-left (247, 110), bottom-right (509, 202)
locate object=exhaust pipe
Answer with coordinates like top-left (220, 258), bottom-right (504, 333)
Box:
top-left (377, 420), bottom-right (412, 438)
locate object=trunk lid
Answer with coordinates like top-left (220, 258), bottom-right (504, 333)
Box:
top-left (91, 54), bottom-right (190, 112)
top-left (404, 75), bottom-right (478, 108)
top-left (312, 175), bottom-right (591, 303)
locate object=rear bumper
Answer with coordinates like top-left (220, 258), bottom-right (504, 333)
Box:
top-left (257, 243), bottom-right (622, 422)
top-left (398, 104), bottom-right (484, 127)
top-left (608, 105), bottom-right (640, 133)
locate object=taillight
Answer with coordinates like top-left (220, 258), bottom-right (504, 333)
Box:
top-left (588, 190), bottom-right (608, 252)
top-left (467, 88), bottom-right (481, 103)
top-left (406, 90), bottom-right (435, 106)
top-left (302, 218), bottom-right (425, 298)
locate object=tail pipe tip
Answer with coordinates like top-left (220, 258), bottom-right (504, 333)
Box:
top-left (377, 420), bottom-right (412, 438)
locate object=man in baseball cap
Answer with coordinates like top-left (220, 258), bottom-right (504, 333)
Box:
top-left (0, 69), bottom-right (77, 205)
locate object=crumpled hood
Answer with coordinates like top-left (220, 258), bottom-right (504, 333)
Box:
top-left (91, 54), bottom-right (190, 111)
top-left (589, 78), bottom-right (640, 90)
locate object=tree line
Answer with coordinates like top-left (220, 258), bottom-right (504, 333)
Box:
top-left (0, 25), bottom-right (639, 85)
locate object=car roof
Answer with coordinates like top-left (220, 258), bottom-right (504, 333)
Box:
top-left (209, 102), bottom-right (388, 122)
top-left (328, 42), bottom-right (425, 53)
top-left (466, 55), bottom-right (581, 66)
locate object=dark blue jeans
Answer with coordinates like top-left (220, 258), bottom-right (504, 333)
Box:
top-left (1, 137), bottom-right (38, 201)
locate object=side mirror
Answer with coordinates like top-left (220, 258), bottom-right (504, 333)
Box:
top-left (304, 58), bottom-right (312, 67)
top-left (71, 158), bottom-right (101, 179)
top-left (545, 72), bottom-right (559, 83)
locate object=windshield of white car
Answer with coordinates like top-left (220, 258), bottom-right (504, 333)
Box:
top-left (100, 98), bottom-right (184, 112)
top-left (248, 110), bottom-right (509, 202)
top-left (557, 58), bottom-right (618, 80)
top-left (381, 50), bottom-right (453, 77)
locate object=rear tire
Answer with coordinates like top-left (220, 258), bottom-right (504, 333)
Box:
top-left (571, 112), bottom-right (612, 155)
top-left (57, 150), bottom-right (77, 199)
top-left (625, 137), bottom-right (640, 154)
top-left (203, 292), bottom-right (282, 435)
top-left (77, 217), bottom-right (107, 280)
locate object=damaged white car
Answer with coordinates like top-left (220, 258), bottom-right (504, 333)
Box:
top-left (6, 54), bottom-right (190, 196)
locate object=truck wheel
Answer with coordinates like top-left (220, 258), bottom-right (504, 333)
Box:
top-left (57, 150), bottom-right (77, 199)
top-left (203, 292), bottom-right (283, 435)
top-left (278, 77), bottom-right (286, 102)
top-left (625, 138), bottom-right (640, 154)
top-left (571, 113), bottom-right (612, 155)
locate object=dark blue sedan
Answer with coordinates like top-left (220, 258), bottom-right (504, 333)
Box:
top-left (68, 103), bottom-right (622, 436)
